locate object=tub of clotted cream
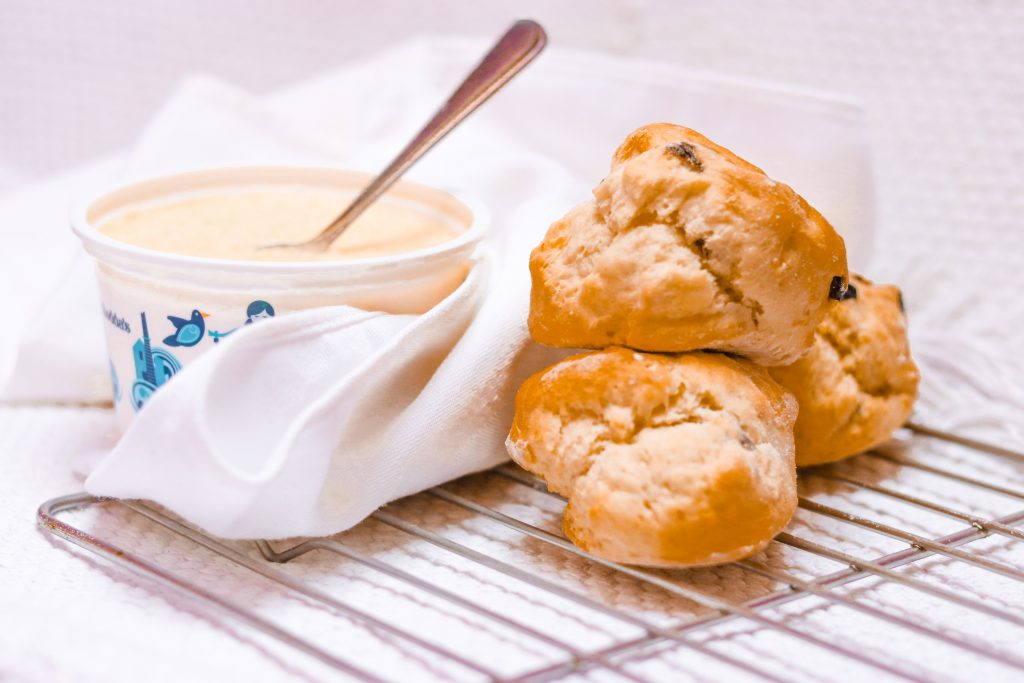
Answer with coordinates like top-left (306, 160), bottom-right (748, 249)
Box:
top-left (72, 167), bottom-right (487, 429)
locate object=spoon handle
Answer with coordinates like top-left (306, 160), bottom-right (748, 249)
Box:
top-left (309, 19), bottom-right (547, 250)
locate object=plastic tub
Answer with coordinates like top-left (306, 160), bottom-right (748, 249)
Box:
top-left (72, 167), bottom-right (487, 428)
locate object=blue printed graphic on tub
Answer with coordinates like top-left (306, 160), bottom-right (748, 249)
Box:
top-left (109, 359), bottom-right (121, 404)
top-left (163, 309), bottom-right (209, 347)
top-left (130, 312), bottom-right (182, 412)
top-left (209, 300), bottom-right (276, 343)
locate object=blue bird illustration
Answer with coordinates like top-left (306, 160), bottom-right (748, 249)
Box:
top-left (163, 309), bottom-right (209, 347)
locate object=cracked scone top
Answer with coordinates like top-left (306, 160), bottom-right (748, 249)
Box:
top-left (529, 123), bottom-right (849, 365)
top-left (768, 275), bottom-right (919, 466)
top-left (507, 348), bottom-right (798, 567)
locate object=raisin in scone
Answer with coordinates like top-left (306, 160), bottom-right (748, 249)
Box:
top-left (768, 275), bottom-right (919, 466)
top-left (506, 347), bottom-right (798, 567)
top-left (529, 123), bottom-right (849, 365)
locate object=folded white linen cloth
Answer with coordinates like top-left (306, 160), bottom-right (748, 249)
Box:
top-left (87, 217), bottom-right (575, 538)
top-left (0, 38), bottom-right (879, 538)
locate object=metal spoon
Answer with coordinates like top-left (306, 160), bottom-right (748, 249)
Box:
top-left (265, 19), bottom-right (547, 253)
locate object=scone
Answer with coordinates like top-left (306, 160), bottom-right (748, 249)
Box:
top-left (768, 275), bottom-right (919, 466)
top-left (507, 347), bottom-right (798, 567)
top-left (529, 123), bottom-right (849, 365)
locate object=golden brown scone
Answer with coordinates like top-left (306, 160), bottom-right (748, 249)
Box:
top-left (507, 348), bottom-right (798, 567)
top-left (529, 123), bottom-right (849, 365)
top-left (768, 275), bottom-right (919, 466)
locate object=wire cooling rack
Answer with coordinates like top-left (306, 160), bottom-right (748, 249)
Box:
top-left (37, 422), bottom-right (1024, 683)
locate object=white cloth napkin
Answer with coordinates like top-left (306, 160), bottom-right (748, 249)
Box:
top-left (0, 38), bottom-right (878, 538)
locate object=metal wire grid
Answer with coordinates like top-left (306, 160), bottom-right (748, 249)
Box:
top-left (36, 422), bottom-right (1024, 683)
